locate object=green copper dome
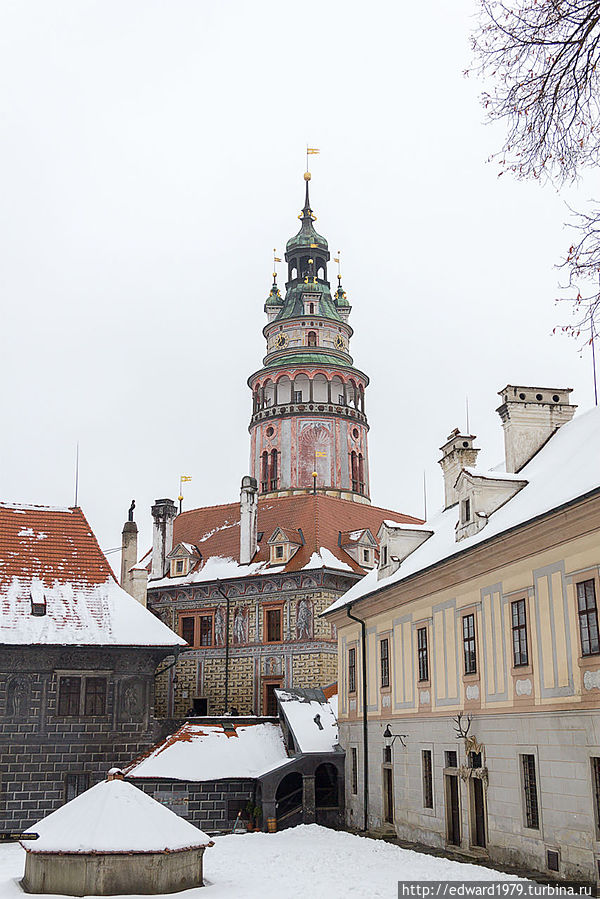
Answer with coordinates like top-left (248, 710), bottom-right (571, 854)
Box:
top-left (265, 280), bottom-right (283, 307)
top-left (285, 176), bottom-right (329, 253)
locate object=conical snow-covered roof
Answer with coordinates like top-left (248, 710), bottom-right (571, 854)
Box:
top-left (22, 777), bottom-right (211, 854)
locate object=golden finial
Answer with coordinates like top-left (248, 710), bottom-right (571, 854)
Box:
top-left (304, 171), bottom-right (311, 181)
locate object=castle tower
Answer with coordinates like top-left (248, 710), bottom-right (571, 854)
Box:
top-left (248, 173), bottom-right (371, 504)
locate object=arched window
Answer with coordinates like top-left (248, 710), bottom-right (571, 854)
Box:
top-left (270, 449), bottom-right (278, 490)
top-left (261, 452), bottom-right (269, 493)
top-left (358, 454), bottom-right (365, 494)
top-left (351, 451), bottom-right (358, 492)
top-left (307, 331), bottom-right (317, 347)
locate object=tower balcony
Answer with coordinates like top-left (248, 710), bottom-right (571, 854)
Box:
top-left (250, 401), bottom-right (368, 428)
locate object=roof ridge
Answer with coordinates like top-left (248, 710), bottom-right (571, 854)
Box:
top-left (0, 501), bottom-right (74, 513)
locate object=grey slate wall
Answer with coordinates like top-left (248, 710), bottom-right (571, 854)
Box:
top-left (131, 778), bottom-right (256, 833)
top-left (0, 646), bottom-right (171, 831)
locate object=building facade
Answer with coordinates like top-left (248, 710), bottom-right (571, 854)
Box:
top-left (144, 174), bottom-right (421, 717)
top-left (325, 387), bottom-right (600, 885)
top-left (0, 502), bottom-right (184, 831)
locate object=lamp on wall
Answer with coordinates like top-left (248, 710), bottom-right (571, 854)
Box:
top-left (383, 725), bottom-right (408, 749)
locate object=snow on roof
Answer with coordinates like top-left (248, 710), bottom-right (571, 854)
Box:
top-left (22, 777), bottom-right (211, 854)
top-left (302, 547), bottom-right (353, 572)
top-left (150, 555), bottom-right (274, 588)
top-left (327, 405), bottom-right (600, 614)
top-left (127, 721), bottom-right (289, 781)
top-left (462, 467), bottom-right (527, 483)
top-left (276, 689), bottom-right (338, 753)
top-left (0, 504), bottom-right (184, 647)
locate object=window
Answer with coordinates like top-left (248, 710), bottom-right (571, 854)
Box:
top-left (511, 599), bottom-right (529, 667)
top-left (461, 498), bottom-right (471, 524)
top-left (270, 449), bottom-right (278, 490)
top-left (266, 608), bottom-right (282, 642)
top-left (275, 544), bottom-right (284, 559)
top-left (445, 750), bottom-right (458, 768)
top-left (417, 627), bottom-right (429, 682)
top-left (381, 545), bottom-right (388, 566)
top-left (422, 750), bottom-right (433, 809)
top-left (175, 559), bottom-right (184, 574)
top-left (261, 451), bottom-right (269, 492)
top-left (58, 677), bottom-right (80, 716)
top-left (293, 390), bottom-right (302, 403)
top-left (307, 331), bottom-right (317, 347)
top-left (309, 303), bottom-right (314, 314)
top-left (592, 757), bottom-right (600, 835)
top-left (65, 773), bottom-right (89, 804)
top-left (351, 748), bottom-right (358, 794)
top-left (521, 754), bottom-right (540, 829)
top-left (363, 549), bottom-right (370, 563)
top-left (57, 676), bottom-right (107, 716)
top-left (181, 616), bottom-right (195, 646)
top-left (199, 615), bottom-right (213, 646)
top-left (577, 579), bottom-right (600, 656)
top-left (84, 677), bottom-right (107, 716)
top-left (463, 614), bottom-right (477, 674)
top-left (380, 638), bottom-right (389, 688)
top-left (348, 647), bottom-right (356, 693)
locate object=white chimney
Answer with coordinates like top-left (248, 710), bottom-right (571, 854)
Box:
top-left (496, 385), bottom-right (576, 473)
top-left (438, 429), bottom-right (480, 510)
top-left (151, 498), bottom-right (177, 579)
top-left (239, 476), bottom-right (258, 565)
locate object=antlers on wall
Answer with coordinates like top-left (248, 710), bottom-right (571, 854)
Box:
top-left (453, 711), bottom-right (472, 740)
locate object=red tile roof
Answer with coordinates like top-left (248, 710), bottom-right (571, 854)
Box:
top-left (171, 493), bottom-right (422, 575)
top-left (0, 503), bottom-right (116, 587)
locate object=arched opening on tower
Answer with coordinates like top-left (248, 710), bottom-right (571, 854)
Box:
top-left (313, 374), bottom-right (328, 403)
top-left (270, 449), bottom-right (279, 491)
top-left (276, 376), bottom-right (291, 405)
top-left (358, 384), bottom-right (365, 413)
top-left (351, 451), bottom-right (358, 492)
top-left (358, 453), bottom-right (365, 494)
top-left (307, 331), bottom-right (317, 348)
top-left (293, 374), bottom-right (309, 404)
top-left (332, 376), bottom-right (344, 406)
top-left (261, 452), bottom-right (269, 493)
top-left (264, 380), bottom-right (275, 408)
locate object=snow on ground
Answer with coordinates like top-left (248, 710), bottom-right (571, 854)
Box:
top-left (0, 824), bottom-right (521, 899)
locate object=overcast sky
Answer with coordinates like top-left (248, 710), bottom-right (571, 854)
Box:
top-left (0, 1), bottom-right (596, 562)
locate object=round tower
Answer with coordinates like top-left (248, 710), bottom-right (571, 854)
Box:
top-left (248, 173), bottom-right (371, 504)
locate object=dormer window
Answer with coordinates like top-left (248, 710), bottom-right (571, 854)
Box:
top-left (363, 549), bottom-right (370, 564)
top-left (461, 498), bottom-right (471, 524)
top-left (170, 557), bottom-right (189, 577)
top-left (268, 527), bottom-right (303, 565)
top-left (275, 545), bottom-right (284, 560)
top-left (381, 545), bottom-right (388, 566)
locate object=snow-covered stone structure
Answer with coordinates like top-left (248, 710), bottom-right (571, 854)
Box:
top-left (21, 770), bottom-right (212, 895)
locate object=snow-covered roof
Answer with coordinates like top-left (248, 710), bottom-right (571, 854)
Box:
top-left (127, 721), bottom-right (289, 781)
top-left (302, 547), bottom-right (353, 572)
top-left (275, 689), bottom-right (338, 753)
top-left (0, 503), bottom-right (184, 647)
top-left (22, 777), bottom-right (211, 854)
top-left (327, 405), bottom-right (600, 614)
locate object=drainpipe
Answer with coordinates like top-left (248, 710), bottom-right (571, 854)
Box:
top-left (216, 582), bottom-right (230, 714)
top-left (346, 605), bottom-right (368, 832)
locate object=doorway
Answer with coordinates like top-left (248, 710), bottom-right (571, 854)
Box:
top-left (470, 777), bottom-right (486, 848)
top-left (263, 679), bottom-right (282, 716)
top-left (383, 766), bottom-right (394, 824)
top-left (445, 774), bottom-right (461, 846)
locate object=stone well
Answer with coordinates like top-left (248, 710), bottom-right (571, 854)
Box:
top-left (20, 769), bottom-right (213, 896)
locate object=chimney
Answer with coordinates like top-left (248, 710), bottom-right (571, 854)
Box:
top-left (496, 385), bottom-right (576, 473)
top-left (439, 429), bottom-right (480, 509)
top-left (151, 498), bottom-right (177, 579)
top-left (239, 476), bottom-right (258, 565)
top-left (120, 500), bottom-right (138, 594)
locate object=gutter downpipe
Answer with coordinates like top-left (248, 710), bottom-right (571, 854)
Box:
top-left (216, 582), bottom-right (231, 714)
top-left (346, 604), bottom-right (368, 832)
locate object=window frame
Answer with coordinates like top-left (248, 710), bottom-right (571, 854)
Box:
top-left (511, 598), bottom-right (529, 668)
top-left (417, 626), bottom-right (429, 683)
top-left (263, 603), bottom-right (284, 644)
top-left (422, 749), bottom-right (434, 809)
top-left (462, 613), bottom-right (477, 675)
top-left (521, 753), bottom-right (540, 830)
top-left (348, 646), bottom-right (356, 694)
top-left (181, 616), bottom-right (195, 646)
top-left (577, 579), bottom-right (600, 657)
top-left (351, 747), bottom-right (358, 795)
top-left (380, 637), bottom-right (390, 689)
top-left (56, 673), bottom-right (108, 717)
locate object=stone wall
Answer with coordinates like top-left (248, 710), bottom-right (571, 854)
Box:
top-left (0, 646), bottom-right (170, 831)
top-left (341, 709), bottom-right (600, 884)
top-left (131, 777), bottom-right (256, 833)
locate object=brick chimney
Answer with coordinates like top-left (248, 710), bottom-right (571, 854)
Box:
top-left (239, 476), bottom-right (258, 565)
top-left (496, 385), bottom-right (576, 473)
top-left (439, 429), bottom-right (480, 509)
top-left (151, 498), bottom-right (177, 579)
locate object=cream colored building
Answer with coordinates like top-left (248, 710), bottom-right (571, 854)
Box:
top-left (325, 385), bottom-right (600, 884)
